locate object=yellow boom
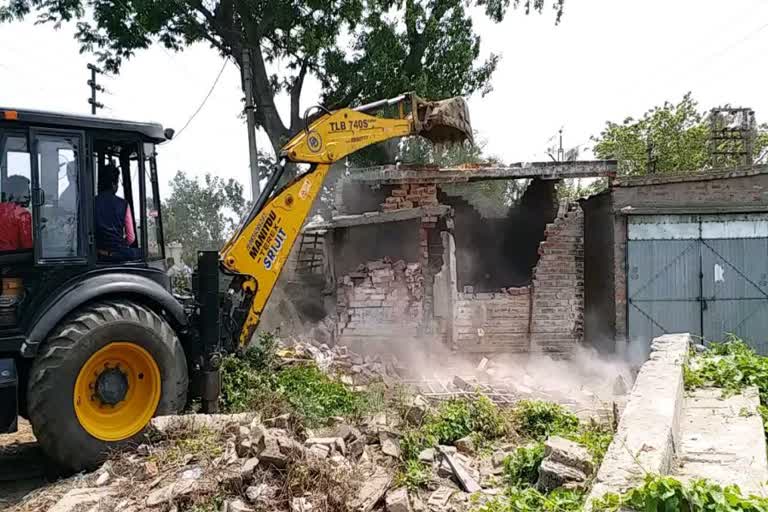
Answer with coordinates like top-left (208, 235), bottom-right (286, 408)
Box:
top-left (218, 93), bottom-right (472, 347)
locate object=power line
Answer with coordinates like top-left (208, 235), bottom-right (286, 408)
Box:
top-left (172, 57), bottom-right (229, 140)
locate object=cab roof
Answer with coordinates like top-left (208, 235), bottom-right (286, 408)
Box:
top-left (0, 107), bottom-right (170, 143)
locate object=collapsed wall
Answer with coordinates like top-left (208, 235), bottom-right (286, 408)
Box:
top-left (324, 171), bottom-right (588, 356)
top-left (453, 204), bottom-right (584, 355)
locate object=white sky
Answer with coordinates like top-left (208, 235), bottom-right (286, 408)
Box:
top-left (2, 0), bottom-right (768, 201)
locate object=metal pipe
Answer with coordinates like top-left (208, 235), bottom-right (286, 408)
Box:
top-left (353, 94), bottom-right (408, 113)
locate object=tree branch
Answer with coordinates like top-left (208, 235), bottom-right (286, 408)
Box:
top-left (289, 59), bottom-right (309, 134)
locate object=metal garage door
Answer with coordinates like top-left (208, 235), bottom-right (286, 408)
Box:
top-left (628, 214), bottom-right (768, 354)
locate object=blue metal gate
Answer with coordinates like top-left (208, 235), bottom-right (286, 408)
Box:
top-left (627, 214), bottom-right (768, 354)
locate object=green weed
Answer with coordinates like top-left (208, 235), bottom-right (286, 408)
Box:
top-left (395, 459), bottom-right (432, 491)
top-left (473, 486), bottom-right (585, 512)
top-left (276, 365), bottom-right (369, 426)
top-left (592, 474), bottom-right (768, 511)
top-left (685, 334), bottom-right (768, 436)
top-left (502, 443), bottom-right (545, 487)
top-left (511, 400), bottom-right (579, 441)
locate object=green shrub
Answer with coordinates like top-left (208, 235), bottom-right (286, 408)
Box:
top-left (686, 335), bottom-right (768, 437)
top-left (422, 396), bottom-right (507, 445)
top-left (276, 364), bottom-right (367, 426)
top-left (502, 443), bottom-right (545, 487)
top-left (512, 400), bottom-right (579, 441)
top-left (400, 428), bottom-right (438, 463)
top-left (592, 474), bottom-right (768, 511)
top-left (472, 487), bottom-right (584, 512)
top-left (564, 423), bottom-right (614, 464)
top-left (395, 460), bottom-right (431, 491)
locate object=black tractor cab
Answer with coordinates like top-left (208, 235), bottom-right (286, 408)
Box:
top-left (0, 107), bottom-right (185, 436)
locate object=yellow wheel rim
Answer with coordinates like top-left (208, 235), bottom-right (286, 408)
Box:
top-left (74, 342), bottom-right (161, 441)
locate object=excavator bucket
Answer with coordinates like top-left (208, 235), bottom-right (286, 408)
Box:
top-left (415, 96), bottom-right (474, 145)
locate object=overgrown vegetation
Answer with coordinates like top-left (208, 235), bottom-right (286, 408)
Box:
top-left (395, 460), bottom-right (432, 492)
top-left (684, 334), bottom-right (768, 436)
top-left (400, 395), bottom-right (508, 465)
top-left (473, 487), bottom-right (585, 512)
top-left (468, 400), bottom-right (614, 512)
top-left (503, 443), bottom-right (545, 487)
top-left (592, 474), bottom-right (768, 511)
top-left (219, 333), bottom-right (373, 427)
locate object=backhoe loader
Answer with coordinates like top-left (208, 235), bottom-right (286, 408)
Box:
top-left (0, 93), bottom-right (471, 470)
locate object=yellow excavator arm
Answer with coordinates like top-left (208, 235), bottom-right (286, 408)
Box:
top-left (218, 93), bottom-right (471, 347)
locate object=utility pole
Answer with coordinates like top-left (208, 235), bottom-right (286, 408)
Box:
top-left (87, 64), bottom-right (105, 115)
top-left (558, 128), bottom-right (564, 162)
top-left (242, 48), bottom-right (260, 201)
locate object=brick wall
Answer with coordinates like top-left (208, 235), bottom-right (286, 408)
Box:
top-left (613, 170), bottom-right (768, 210)
top-left (453, 288), bottom-right (531, 352)
top-left (530, 206), bottom-right (585, 355)
top-left (449, 205), bottom-right (585, 356)
top-left (336, 259), bottom-right (424, 349)
top-left (382, 184), bottom-right (439, 211)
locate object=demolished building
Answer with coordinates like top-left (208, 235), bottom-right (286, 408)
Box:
top-left (285, 161), bottom-right (617, 357)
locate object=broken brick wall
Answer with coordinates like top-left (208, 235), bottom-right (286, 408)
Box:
top-left (382, 183), bottom-right (440, 210)
top-left (335, 259), bottom-right (425, 352)
top-left (440, 178), bottom-right (558, 291)
top-left (530, 205), bottom-right (585, 355)
top-left (452, 205), bottom-right (585, 356)
top-left (332, 220), bottom-right (420, 277)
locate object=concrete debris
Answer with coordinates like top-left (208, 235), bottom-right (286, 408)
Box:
top-left (245, 484), bottom-right (270, 504)
top-left (379, 431), bottom-right (401, 458)
top-left (537, 459), bottom-right (589, 493)
top-left (180, 467), bottom-right (203, 480)
top-left (452, 375), bottom-right (475, 392)
top-left (385, 487), bottom-right (412, 512)
top-left (264, 413), bottom-right (292, 429)
top-left (277, 339), bottom-right (404, 385)
top-left (543, 436), bottom-right (594, 476)
top-left (146, 477), bottom-right (206, 508)
top-left (95, 471), bottom-right (111, 486)
top-left (226, 498), bottom-right (256, 512)
top-left (240, 457), bottom-right (260, 478)
top-left (308, 444), bottom-right (332, 459)
top-left (418, 448), bottom-right (435, 463)
top-left (427, 487), bottom-right (454, 509)
top-left (455, 435), bottom-right (476, 455)
top-left (404, 395), bottom-right (430, 425)
top-left (535, 436), bottom-right (594, 493)
top-left (150, 412), bottom-right (257, 434)
top-left (49, 487), bottom-right (115, 512)
top-left (349, 470), bottom-right (393, 512)
top-left (437, 447), bottom-right (481, 493)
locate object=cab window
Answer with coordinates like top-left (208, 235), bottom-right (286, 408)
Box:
top-left (93, 139), bottom-right (143, 260)
top-left (0, 132), bottom-right (32, 253)
top-left (33, 132), bottom-right (83, 260)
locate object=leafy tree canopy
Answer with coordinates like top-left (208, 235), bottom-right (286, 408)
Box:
top-left (593, 93), bottom-right (768, 176)
top-left (162, 170), bottom-right (247, 263)
top-left (1, 0), bottom-right (564, 161)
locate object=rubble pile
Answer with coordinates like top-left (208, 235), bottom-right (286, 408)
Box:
top-left (11, 406), bottom-right (529, 512)
top-left (278, 337), bottom-right (628, 427)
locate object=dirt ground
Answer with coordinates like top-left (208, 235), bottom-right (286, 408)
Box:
top-left (0, 419), bottom-right (50, 509)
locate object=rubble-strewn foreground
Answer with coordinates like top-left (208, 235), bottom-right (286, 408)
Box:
top-left (6, 335), bottom-right (624, 512)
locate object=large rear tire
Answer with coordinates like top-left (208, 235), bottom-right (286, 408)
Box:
top-left (27, 300), bottom-right (188, 472)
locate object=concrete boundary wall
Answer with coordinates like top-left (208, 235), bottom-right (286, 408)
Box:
top-left (586, 333), bottom-right (691, 506)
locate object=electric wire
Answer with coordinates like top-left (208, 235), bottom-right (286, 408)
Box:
top-left (170, 57), bottom-right (230, 141)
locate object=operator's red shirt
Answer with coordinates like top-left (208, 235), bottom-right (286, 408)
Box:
top-left (0, 203), bottom-right (32, 251)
